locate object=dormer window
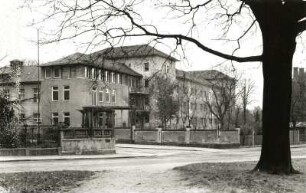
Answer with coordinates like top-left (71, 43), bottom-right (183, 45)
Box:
top-left (45, 68), bottom-right (52, 78)
top-left (144, 62), bottom-right (149, 71)
top-left (54, 68), bottom-right (60, 78)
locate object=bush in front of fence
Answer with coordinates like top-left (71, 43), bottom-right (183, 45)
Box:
top-left (0, 125), bottom-right (20, 148)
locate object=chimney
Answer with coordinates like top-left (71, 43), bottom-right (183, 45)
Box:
top-left (293, 67), bottom-right (298, 80)
top-left (10, 60), bottom-right (24, 69)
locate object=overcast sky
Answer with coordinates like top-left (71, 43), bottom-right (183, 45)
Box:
top-left (1, 1), bottom-right (306, 109)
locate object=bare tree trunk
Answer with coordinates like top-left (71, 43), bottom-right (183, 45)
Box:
top-left (253, 12), bottom-right (297, 173)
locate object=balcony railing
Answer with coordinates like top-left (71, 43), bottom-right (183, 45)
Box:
top-left (62, 127), bottom-right (113, 139)
top-left (130, 105), bottom-right (150, 111)
top-left (129, 87), bottom-right (149, 95)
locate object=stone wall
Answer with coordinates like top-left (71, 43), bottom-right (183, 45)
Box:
top-left (123, 128), bottom-right (240, 146)
top-left (114, 128), bottom-right (132, 143)
top-left (61, 138), bottom-right (116, 155)
top-left (240, 130), bottom-right (301, 146)
top-left (162, 130), bottom-right (186, 144)
top-left (134, 130), bottom-right (160, 144)
top-left (190, 130), bottom-right (218, 144)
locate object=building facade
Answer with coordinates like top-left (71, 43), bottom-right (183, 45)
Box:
top-left (0, 44), bottom-right (232, 130)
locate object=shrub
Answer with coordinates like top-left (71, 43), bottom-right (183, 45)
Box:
top-left (0, 126), bottom-right (20, 148)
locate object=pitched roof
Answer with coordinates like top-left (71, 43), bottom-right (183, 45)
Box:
top-left (42, 52), bottom-right (142, 77)
top-left (188, 70), bottom-right (233, 80)
top-left (0, 66), bottom-right (40, 84)
top-left (93, 44), bottom-right (179, 61)
top-left (176, 69), bottom-right (211, 86)
top-left (42, 52), bottom-right (90, 66)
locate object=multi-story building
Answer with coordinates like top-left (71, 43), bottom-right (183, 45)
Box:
top-left (0, 60), bottom-right (42, 125)
top-left (0, 44), bottom-right (232, 130)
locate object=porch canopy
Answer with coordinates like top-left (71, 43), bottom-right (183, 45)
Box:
top-left (79, 106), bottom-right (135, 129)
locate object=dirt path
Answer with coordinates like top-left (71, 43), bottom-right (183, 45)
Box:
top-left (69, 167), bottom-right (207, 193)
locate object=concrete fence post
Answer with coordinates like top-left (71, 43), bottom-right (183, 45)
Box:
top-left (185, 127), bottom-right (191, 144)
top-left (235, 128), bottom-right (240, 145)
top-left (59, 130), bottom-right (64, 148)
top-left (297, 130), bottom-right (300, 144)
top-left (131, 125), bottom-right (136, 143)
top-left (25, 148), bottom-right (30, 156)
top-left (252, 130), bottom-right (255, 147)
top-left (157, 128), bottom-right (162, 144)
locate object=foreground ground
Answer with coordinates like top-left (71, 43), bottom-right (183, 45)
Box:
top-left (0, 144), bottom-right (305, 193)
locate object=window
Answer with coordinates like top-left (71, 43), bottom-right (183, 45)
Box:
top-left (45, 68), bottom-right (52, 78)
top-left (70, 67), bottom-right (77, 78)
top-left (111, 90), bottom-right (116, 103)
top-left (3, 89), bottom-right (9, 99)
top-left (52, 86), bottom-right (59, 101)
top-left (33, 88), bottom-right (39, 102)
top-left (52, 112), bottom-right (59, 125)
top-left (19, 88), bottom-right (25, 100)
top-left (117, 73), bottom-right (121, 84)
top-left (54, 68), bottom-right (60, 78)
top-left (144, 62), bottom-right (149, 71)
top-left (88, 67), bottom-right (92, 79)
top-left (111, 72), bottom-right (115, 83)
top-left (200, 90), bottom-right (203, 98)
top-left (165, 64), bottom-right (170, 73)
top-left (63, 112), bottom-right (70, 126)
top-left (105, 89), bottom-right (110, 102)
top-left (105, 71), bottom-right (109, 82)
top-left (63, 86), bottom-right (70, 100)
top-left (19, 113), bottom-right (26, 122)
top-left (91, 68), bottom-right (95, 79)
top-left (84, 66), bottom-right (88, 78)
top-left (98, 112), bottom-right (104, 127)
top-left (98, 90), bottom-right (103, 102)
top-left (190, 88), bottom-right (193, 95)
top-left (92, 87), bottom-right (97, 105)
top-left (145, 79), bottom-right (149, 88)
top-left (33, 113), bottom-right (41, 123)
top-left (98, 69), bottom-right (102, 80)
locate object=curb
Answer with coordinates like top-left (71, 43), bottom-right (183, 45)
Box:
top-left (0, 154), bottom-right (156, 163)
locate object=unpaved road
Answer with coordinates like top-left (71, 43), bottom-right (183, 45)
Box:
top-left (1, 145), bottom-right (305, 193)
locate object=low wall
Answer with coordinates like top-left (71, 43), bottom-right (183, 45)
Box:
top-left (190, 130), bottom-right (218, 144)
top-left (0, 148), bottom-right (60, 156)
top-left (219, 130), bottom-right (240, 144)
top-left (132, 129), bottom-right (239, 146)
top-left (134, 130), bottom-right (159, 144)
top-left (290, 130), bottom-right (299, 144)
top-left (114, 128), bottom-right (132, 143)
top-left (241, 130), bottom-right (300, 146)
top-left (61, 138), bottom-right (115, 155)
top-left (162, 130), bottom-right (186, 144)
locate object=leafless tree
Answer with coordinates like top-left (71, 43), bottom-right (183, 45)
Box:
top-left (291, 74), bottom-right (306, 129)
top-left (241, 79), bottom-right (256, 125)
top-left (176, 79), bottom-right (202, 129)
top-left (203, 70), bottom-right (238, 131)
top-left (23, 0), bottom-right (306, 174)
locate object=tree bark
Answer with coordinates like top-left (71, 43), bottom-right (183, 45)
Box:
top-left (252, 3), bottom-right (298, 174)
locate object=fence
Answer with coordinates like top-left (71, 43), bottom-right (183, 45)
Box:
top-left (0, 125), bottom-right (61, 148)
top-left (114, 127), bottom-right (240, 146)
top-left (240, 130), bottom-right (302, 146)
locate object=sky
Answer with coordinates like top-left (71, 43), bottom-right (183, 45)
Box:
top-left (0, 1), bottom-right (305, 109)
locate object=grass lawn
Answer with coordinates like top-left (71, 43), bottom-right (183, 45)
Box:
top-left (0, 170), bottom-right (96, 193)
top-left (175, 159), bottom-right (306, 193)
